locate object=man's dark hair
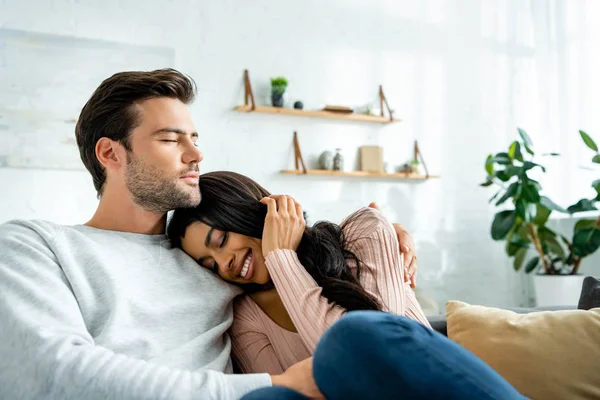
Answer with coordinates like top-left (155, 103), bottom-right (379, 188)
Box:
top-left (75, 68), bottom-right (197, 196)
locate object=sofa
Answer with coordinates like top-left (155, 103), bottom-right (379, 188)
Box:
top-left (420, 278), bottom-right (600, 400)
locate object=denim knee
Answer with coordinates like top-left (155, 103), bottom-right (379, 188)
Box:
top-left (319, 310), bottom-right (420, 349)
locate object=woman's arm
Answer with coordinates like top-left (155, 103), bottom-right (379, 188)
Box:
top-left (343, 207), bottom-right (408, 314)
top-left (265, 207), bottom-right (430, 353)
top-left (265, 250), bottom-right (347, 352)
top-left (367, 202), bottom-right (419, 288)
top-left (345, 208), bottom-right (431, 327)
top-left (259, 198), bottom-right (428, 353)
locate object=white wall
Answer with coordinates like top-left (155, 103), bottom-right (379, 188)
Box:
top-left (1, 0), bottom-right (599, 310)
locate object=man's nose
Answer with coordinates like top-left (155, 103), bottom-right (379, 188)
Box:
top-left (182, 141), bottom-right (203, 165)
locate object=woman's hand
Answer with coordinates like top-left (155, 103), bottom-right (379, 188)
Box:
top-left (260, 195), bottom-right (306, 258)
top-left (368, 202), bottom-right (418, 288)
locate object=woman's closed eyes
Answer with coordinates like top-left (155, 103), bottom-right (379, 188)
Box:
top-left (197, 228), bottom-right (229, 273)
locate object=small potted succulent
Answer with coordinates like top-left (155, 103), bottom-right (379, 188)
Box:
top-left (270, 77), bottom-right (288, 108)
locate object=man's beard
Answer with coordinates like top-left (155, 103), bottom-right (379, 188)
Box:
top-left (124, 153), bottom-right (201, 214)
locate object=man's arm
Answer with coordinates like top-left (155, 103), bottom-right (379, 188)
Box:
top-left (0, 221), bottom-right (271, 400)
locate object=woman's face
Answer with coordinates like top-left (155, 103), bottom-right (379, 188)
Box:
top-left (181, 221), bottom-right (271, 285)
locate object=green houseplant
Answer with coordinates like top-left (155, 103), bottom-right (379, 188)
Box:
top-left (482, 129), bottom-right (600, 274)
top-left (270, 77), bottom-right (288, 108)
top-left (481, 129), bottom-right (600, 305)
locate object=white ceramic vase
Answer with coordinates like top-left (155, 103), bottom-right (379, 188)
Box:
top-left (533, 274), bottom-right (586, 307)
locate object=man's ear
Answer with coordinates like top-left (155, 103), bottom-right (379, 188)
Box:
top-left (95, 138), bottom-right (125, 170)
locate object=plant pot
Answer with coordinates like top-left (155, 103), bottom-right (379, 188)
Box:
top-left (271, 92), bottom-right (285, 108)
top-left (533, 274), bottom-right (586, 307)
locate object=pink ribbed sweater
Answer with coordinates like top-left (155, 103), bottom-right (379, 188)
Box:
top-left (230, 207), bottom-right (431, 374)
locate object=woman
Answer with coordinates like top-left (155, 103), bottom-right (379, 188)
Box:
top-left (167, 171), bottom-right (431, 374)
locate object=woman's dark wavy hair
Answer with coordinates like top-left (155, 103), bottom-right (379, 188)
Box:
top-left (167, 171), bottom-right (382, 312)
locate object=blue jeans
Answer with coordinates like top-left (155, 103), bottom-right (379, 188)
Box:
top-left (241, 311), bottom-right (526, 400)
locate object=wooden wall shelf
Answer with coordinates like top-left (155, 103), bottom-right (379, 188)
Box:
top-left (234, 105), bottom-right (399, 124)
top-left (235, 70), bottom-right (399, 124)
top-left (281, 169), bottom-right (438, 180)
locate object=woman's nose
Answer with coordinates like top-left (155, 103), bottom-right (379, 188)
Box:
top-left (215, 254), bottom-right (234, 273)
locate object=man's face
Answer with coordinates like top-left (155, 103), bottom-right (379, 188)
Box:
top-left (124, 97), bottom-right (202, 213)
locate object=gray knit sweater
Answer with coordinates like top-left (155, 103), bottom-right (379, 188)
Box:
top-left (0, 219), bottom-right (271, 399)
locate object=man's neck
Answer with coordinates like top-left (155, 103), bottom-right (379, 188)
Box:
top-left (85, 185), bottom-right (168, 235)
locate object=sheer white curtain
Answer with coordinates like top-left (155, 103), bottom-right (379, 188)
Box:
top-left (478, 0), bottom-right (600, 299)
top-left (400, 0), bottom-right (600, 307)
top-left (481, 0), bottom-right (599, 206)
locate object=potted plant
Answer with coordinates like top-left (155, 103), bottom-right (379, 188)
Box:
top-left (411, 159), bottom-right (421, 175)
top-left (481, 128), bottom-right (600, 306)
top-left (270, 77), bottom-right (288, 108)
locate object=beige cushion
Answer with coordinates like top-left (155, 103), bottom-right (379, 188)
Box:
top-left (446, 301), bottom-right (600, 400)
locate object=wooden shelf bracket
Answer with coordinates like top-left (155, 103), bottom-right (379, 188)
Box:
top-left (413, 140), bottom-right (430, 178)
top-left (243, 69), bottom-right (256, 110)
top-left (293, 131), bottom-right (307, 174)
top-left (379, 85), bottom-right (394, 122)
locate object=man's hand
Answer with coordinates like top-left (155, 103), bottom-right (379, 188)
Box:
top-left (271, 357), bottom-right (324, 399)
top-left (368, 202), bottom-right (418, 288)
top-left (260, 195), bottom-right (306, 258)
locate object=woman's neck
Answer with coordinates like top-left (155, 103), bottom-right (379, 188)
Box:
top-left (249, 288), bottom-right (297, 333)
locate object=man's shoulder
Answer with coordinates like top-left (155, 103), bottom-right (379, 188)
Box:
top-left (0, 219), bottom-right (64, 243)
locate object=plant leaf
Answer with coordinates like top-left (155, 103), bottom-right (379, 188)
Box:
top-left (508, 141), bottom-right (523, 162)
top-left (559, 234), bottom-right (572, 249)
top-left (517, 223), bottom-right (531, 242)
top-left (528, 179), bottom-right (542, 191)
top-left (593, 179), bottom-right (600, 200)
top-left (567, 198), bottom-right (598, 214)
top-left (579, 130), bottom-right (598, 152)
top-left (525, 256), bottom-right (540, 273)
top-left (538, 226), bottom-right (558, 240)
top-left (485, 155), bottom-right (494, 175)
top-left (495, 183), bottom-right (519, 206)
top-left (513, 247), bottom-right (527, 271)
top-left (593, 154), bottom-right (600, 163)
top-left (491, 154), bottom-right (511, 165)
top-left (505, 224), bottom-right (518, 256)
top-left (522, 161), bottom-right (545, 172)
top-left (546, 237), bottom-right (566, 258)
top-left (533, 204), bottom-right (551, 226)
top-left (524, 145), bottom-right (534, 156)
top-left (491, 210), bottom-right (517, 240)
top-left (518, 128), bottom-right (533, 147)
top-left (504, 166), bottom-right (523, 177)
top-left (572, 227), bottom-right (600, 257)
top-left (495, 170), bottom-right (511, 182)
top-left (480, 179), bottom-right (493, 187)
top-left (506, 235), bottom-right (532, 257)
top-left (575, 219), bottom-right (596, 232)
top-left (489, 189), bottom-right (502, 203)
top-left (540, 196), bottom-right (567, 213)
top-left (538, 226), bottom-right (565, 258)
top-left (521, 184), bottom-right (540, 203)
top-left (516, 200), bottom-right (536, 222)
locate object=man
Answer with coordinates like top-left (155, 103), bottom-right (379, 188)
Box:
top-left (0, 69), bottom-right (421, 399)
